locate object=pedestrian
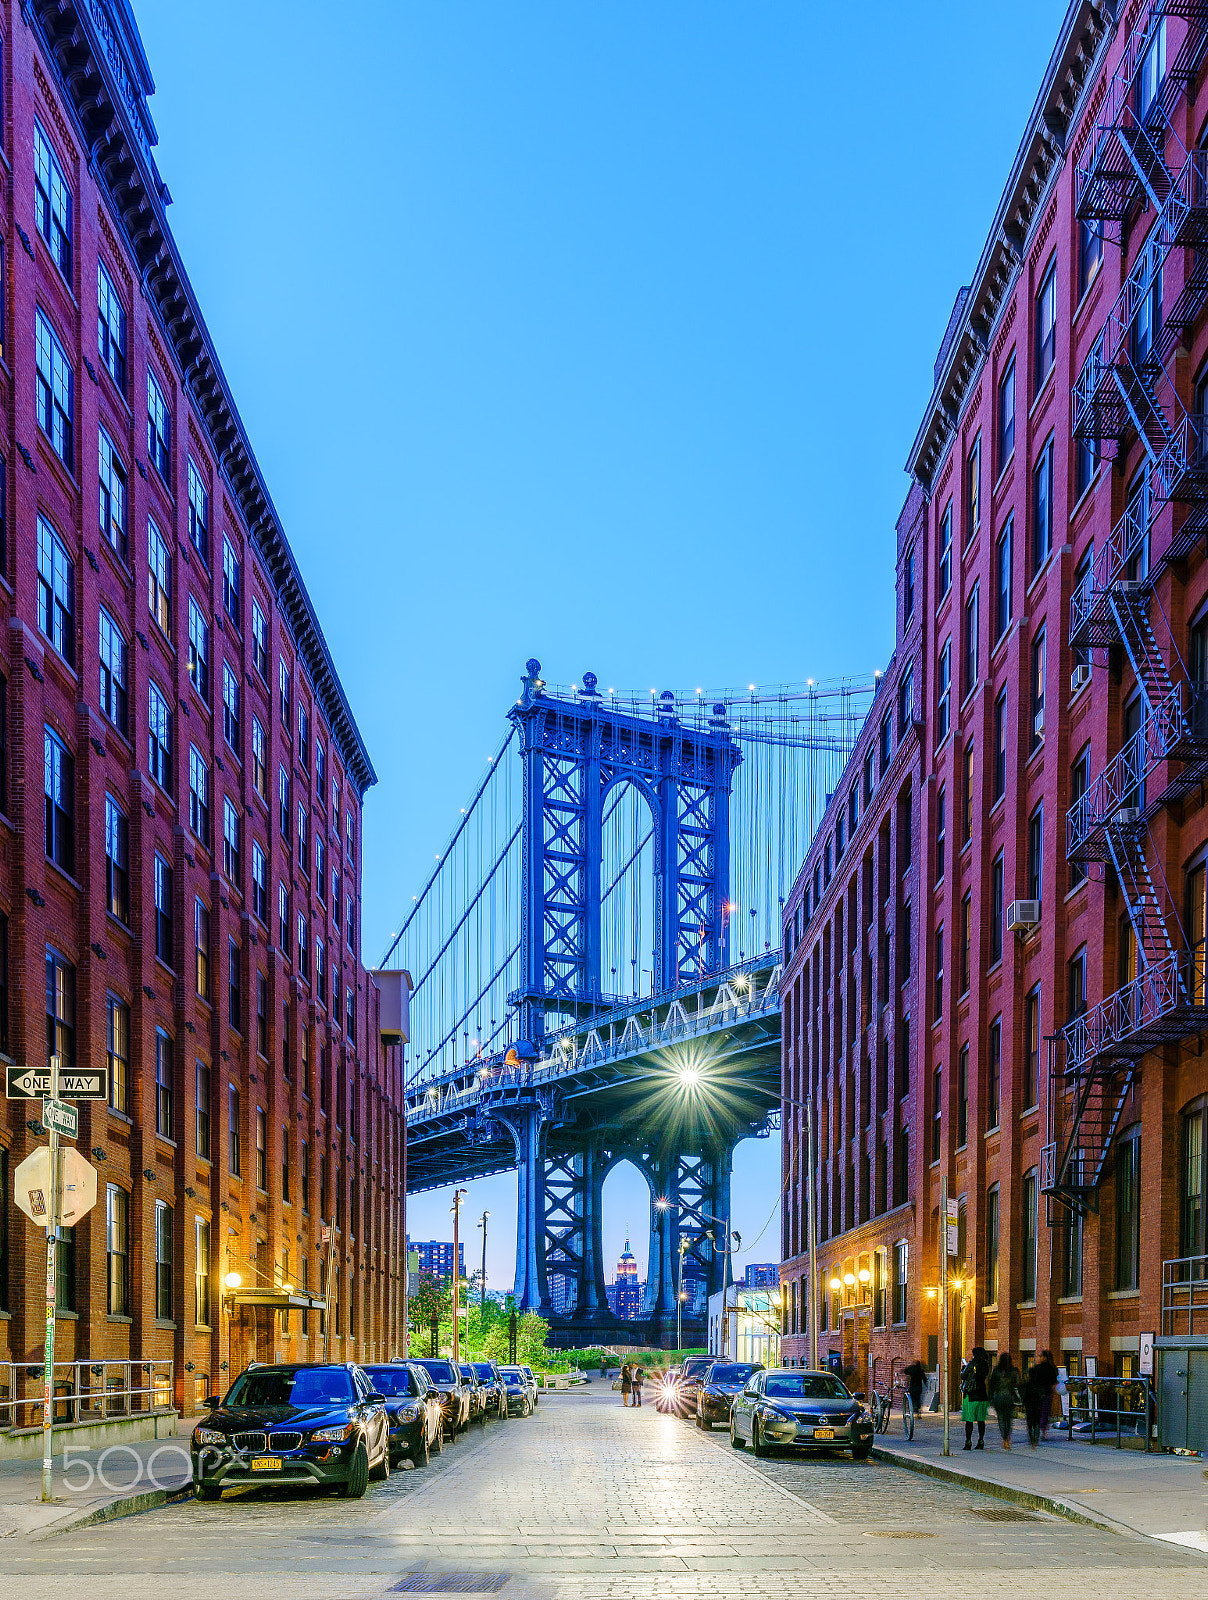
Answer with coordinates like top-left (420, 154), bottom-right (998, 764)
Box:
top-left (988, 1351), bottom-right (1019, 1449)
top-left (1023, 1349), bottom-right (1058, 1448)
top-left (600, 1354), bottom-right (608, 1383)
top-left (633, 1366), bottom-right (644, 1408)
top-left (620, 1361), bottom-right (632, 1406)
top-left (904, 1358), bottom-right (927, 1417)
top-left (960, 1345), bottom-right (990, 1450)
top-left (1038, 1349), bottom-right (1059, 1441)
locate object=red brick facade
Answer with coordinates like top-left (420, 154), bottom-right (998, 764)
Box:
top-left (779, 0), bottom-right (1208, 1400)
top-left (0, 3), bottom-right (406, 1413)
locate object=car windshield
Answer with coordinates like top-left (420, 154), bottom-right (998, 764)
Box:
top-left (472, 1364), bottom-right (496, 1380)
top-left (361, 1367), bottom-right (418, 1398)
top-left (500, 1367), bottom-right (523, 1380)
top-left (681, 1358), bottom-right (713, 1378)
top-left (226, 1367), bottom-right (353, 1408)
top-left (413, 1360), bottom-right (457, 1384)
top-left (459, 1366), bottom-right (476, 1381)
top-left (709, 1364), bottom-right (756, 1385)
top-left (763, 1374), bottom-right (850, 1400)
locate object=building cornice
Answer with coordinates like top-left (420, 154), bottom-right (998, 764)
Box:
top-left (28, 0), bottom-right (378, 797)
top-left (906, 0), bottom-right (1117, 494)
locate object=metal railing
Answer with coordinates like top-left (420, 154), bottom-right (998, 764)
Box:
top-left (1162, 1251), bottom-right (1208, 1335)
top-left (1060, 947), bottom-right (1208, 1073)
top-left (0, 1360), bottom-right (174, 1431)
top-left (1057, 1376), bottom-right (1154, 1449)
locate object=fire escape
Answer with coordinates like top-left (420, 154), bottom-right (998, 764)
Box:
top-left (1045, 3), bottom-right (1208, 1216)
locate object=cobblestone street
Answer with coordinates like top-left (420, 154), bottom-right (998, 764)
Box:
top-left (0, 1390), bottom-right (1203, 1598)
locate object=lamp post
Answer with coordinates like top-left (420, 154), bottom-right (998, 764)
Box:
top-left (450, 1189), bottom-right (467, 1364)
top-left (477, 1210), bottom-right (490, 1341)
top-left (223, 1271), bottom-right (242, 1386)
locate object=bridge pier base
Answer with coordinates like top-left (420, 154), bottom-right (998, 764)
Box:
top-left (512, 1103), bottom-right (548, 1314)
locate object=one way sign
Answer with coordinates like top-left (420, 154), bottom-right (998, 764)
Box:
top-left (6, 1065), bottom-right (108, 1101)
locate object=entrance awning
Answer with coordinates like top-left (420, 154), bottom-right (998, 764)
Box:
top-left (229, 1288), bottom-right (327, 1313)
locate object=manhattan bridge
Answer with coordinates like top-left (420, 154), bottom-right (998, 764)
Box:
top-left (380, 660), bottom-right (873, 1346)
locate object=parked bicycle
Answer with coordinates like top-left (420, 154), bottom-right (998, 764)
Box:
top-left (871, 1380), bottom-right (914, 1440)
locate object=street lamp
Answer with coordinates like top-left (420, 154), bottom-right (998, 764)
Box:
top-left (477, 1211), bottom-right (490, 1341)
top-left (450, 1189), bottom-right (467, 1364)
top-left (223, 1272), bottom-right (242, 1383)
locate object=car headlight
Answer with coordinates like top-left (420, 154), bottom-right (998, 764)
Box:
top-left (193, 1427), bottom-right (225, 1446)
top-left (310, 1422), bottom-right (354, 1442)
top-left (399, 1405), bottom-right (421, 1422)
top-left (760, 1405), bottom-right (792, 1424)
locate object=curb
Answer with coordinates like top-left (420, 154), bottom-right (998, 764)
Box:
top-left (39, 1481), bottom-right (194, 1538)
top-left (870, 1444), bottom-right (1127, 1535)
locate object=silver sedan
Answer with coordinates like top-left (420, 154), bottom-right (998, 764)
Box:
top-left (729, 1368), bottom-right (875, 1460)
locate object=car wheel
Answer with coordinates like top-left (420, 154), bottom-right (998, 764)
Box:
top-left (432, 1420), bottom-right (443, 1456)
top-left (340, 1443), bottom-right (369, 1499)
top-left (412, 1426), bottom-right (430, 1468)
top-left (752, 1419), bottom-right (766, 1458)
top-left (194, 1483), bottom-right (221, 1501)
top-left (370, 1442), bottom-right (391, 1483)
top-left (696, 1411), bottom-right (706, 1429)
top-left (852, 1443), bottom-right (873, 1461)
top-left (730, 1421), bottom-right (744, 1450)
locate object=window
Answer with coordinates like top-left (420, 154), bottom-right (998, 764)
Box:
top-left (934, 924), bottom-right (944, 1021)
top-left (252, 599), bottom-right (269, 681)
top-left (189, 746), bottom-right (211, 848)
top-left (223, 797), bottom-right (241, 883)
top-left (148, 519), bottom-right (172, 640)
top-left (985, 1185), bottom-right (1000, 1306)
top-left (990, 850), bottom-right (1004, 965)
top-left (279, 767), bottom-right (291, 841)
top-left (935, 785), bottom-right (946, 880)
top-left (279, 881), bottom-right (289, 955)
top-left (34, 120), bottom-right (71, 275)
top-left (1180, 1097), bottom-right (1207, 1260)
top-left (1032, 438), bottom-right (1053, 575)
top-left (347, 986), bottom-right (357, 1043)
top-left (299, 708), bottom-right (310, 772)
top-left (1030, 626), bottom-right (1046, 749)
top-left (1021, 1167), bottom-right (1038, 1301)
top-left (863, 749), bottom-right (874, 805)
top-left (155, 856), bottom-right (173, 967)
top-left (196, 1061), bottom-right (210, 1161)
top-left (1035, 261), bottom-right (1057, 391)
top-left (938, 501), bottom-right (952, 598)
top-left (283, 1126), bottom-right (291, 1205)
top-left (1131, 247), bottom-right (1162, 370)
top-left (47, 950), bottom-right (75, 1070)
top-left (195, 898), bottom-right (210, 1000)
top-left (229, 1084), bottom-right (241, 1177)
top-left (298, 914), bottom-right (309, 982)
top-left (1069, 943), bottom-right (1088, 1022)
top-left (966, 434), bottom-right (981, 541)
top-left (1115, 1126), bottom-right (1141, 1290)
top-left (105, 795), bottom-right (128, 923)
top-left (897, 664), bottom-right (914, 737)
top-left (256, 1108), bottom-right (268, 1191)
top-left (187, 599), bottom-right (210, 703)
top-left (316, 938), bottom-right (326, 1005)
top-left (1079, 218), bottom-right (1103, 298)
top-left (99, 428), bottom-right (128, 559)
top-left (1070, 744), bottom-right (1089, 889)
top-left (252, 841), bottom-right (267, 922)
top-left (148, 369), bottom-right (171, 479)
top-left (1062, 1200), bottom-right (1084, 1299)
top-left (282, 1003), bottom-right (291, 1080)
top-left (195, 1218), bottom-right (211, 1325)
top-left (960, 893), bottom-right (972, 998)
top-left (155, 1030), bottom-right (173, 1139)
top-left (298, 805), bottom-right (309, 875)
top-left (937, 639), bottom-right (951, 741)
top-left (956, 742), bottom-right (972, 848)
top-left (256, 971), bottom-right (268, 1056)
top-left (229, 938), bottom-right (242, 1032)
top-left (316, 740), bottom-right (326, 793)
top-left (97, 261), bottom-right (126, 390)
top-left (106, 1185), bottom-right (129, 1315)
top-left (37, 516), bottom-right (74, 664)
top-left (98, 608), bottom-right (129, 737)
top-left (1027, 803), bottom-right (1043, 903)
top-left (155, 1200), bottom-right (173, 1320)
top-left (346, 896), bottom-right (356, 954)
top-left (994, 516), bottom-right (1013, 641)
top-left (317, 837), bottom-right (326, 902)
top-left (987, 1016), bottom-right (1002, 1131)
top-left (998, 355), bottom-right (1015, 468)
top-left (36, 310), bottom-right (73, 468)
top-left (280, 657), bottom-right (291, 725)
top-left (1075, 431), bottom-right (1099, 500)
top-left (222, 535), bottom-right (241, 625)
top-left (302, 1141), bottom-right (311, 1214)
top-left (107, 994), bottom-right (129, 1115)
top-left (222, 662), bottom-right (240, 754)
top-left (963, 584), bottom-right (979, 698)
top-left (957, 1042), bottom-right (969, 1147)
top-left (54, 1221), bottom-right (75, 1313)
top-left (1024, 985), bottom-right (1040, 1108)
top-left (146, 680), bottom-right (172, 793)
top-left (44, 726), bottom-right (73, 874)
top-left (932, 1066), bottom-right (943, 1161)
top-left (333, 870), bottom-right (341, 928)
top-left (893, 1241), bottom-right (908, 1324)
top-left (904, 543), bottom-right (915, 619)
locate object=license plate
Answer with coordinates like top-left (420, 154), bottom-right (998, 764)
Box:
top-left (250, 1456), bottom-right (282, 1471)
top-left (813, 1427), bottom-right (835, 1439)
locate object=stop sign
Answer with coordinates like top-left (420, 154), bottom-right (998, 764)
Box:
top-left (14, 1146), bottom-right (98, 1228)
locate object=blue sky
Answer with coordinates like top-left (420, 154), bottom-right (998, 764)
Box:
top-left (138, 0), bottom-right (1062, 1293)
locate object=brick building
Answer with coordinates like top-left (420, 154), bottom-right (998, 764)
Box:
top-left (0, 1), bottom-right (407, 1415)
top-left (779, 0), bottom-right (1208, 1441)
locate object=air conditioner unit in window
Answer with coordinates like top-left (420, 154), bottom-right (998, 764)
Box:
top-left (1006, 899), bottom-right (1041, 935)
top-left (1113, 806), bottom-right (1142, 829)
top-left (1070, 663), bottom-right (1091, 694)
top-left (1033, 706), bottom-right (1045, 739)
top-left (1116, 579), bottom-right (1146, 597)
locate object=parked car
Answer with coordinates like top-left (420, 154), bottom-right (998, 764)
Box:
top-left (361, 1362), bottom-right (444, 1466)
top-left (519, 1364), bottom-right (539, 1406)
top-left (674, 1355), bottom-right (717, 1415)
top-left (410, 1357), bottom-right (472, 1439)
top-left (498, 1365), bottom-right (533, 1416)
top-left (191, 1363), bottom-right (390, 1500)
top-left (729, 1368), bottom-right (874, 1460)
top-left (697, 1361), bottom-right (764, 1429)
top-left (459, 1364), bottom-right (489, 1422)
top-left (472, 1360), bottom-right (508, 1417)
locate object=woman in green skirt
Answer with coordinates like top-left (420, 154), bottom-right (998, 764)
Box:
top-left (960, 1347), bottom-right (990, 1449)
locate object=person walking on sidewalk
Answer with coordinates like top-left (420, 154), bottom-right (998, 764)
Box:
top-left (632, 1366), bottom-right (645, 1407)
top-left (620, 1361), bottom-right (632, 1406)
top-left (1024, 1350), bottom-right (1058, 1448)
top-left (988, 1351), bottom-right (1019, 1449)
top-left (960, 1346), bottom-right (990, 1450)
top-left (1038, 1349), bottom-right (1059, 1440)
top-left (904, 1358), bottom-right (927, 1418)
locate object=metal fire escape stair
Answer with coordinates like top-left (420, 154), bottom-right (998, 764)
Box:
top-left (1044, 1067), bottom-right (1138, 1216)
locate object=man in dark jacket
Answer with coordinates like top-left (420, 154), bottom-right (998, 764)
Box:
top-left (1023, 1351), bottom-right (1058, 1448)
top-left (904, 1359), bottom-right (927, 1417)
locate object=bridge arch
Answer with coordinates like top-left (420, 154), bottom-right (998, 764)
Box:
top-left (600, 777), bottom-right (658, 1003)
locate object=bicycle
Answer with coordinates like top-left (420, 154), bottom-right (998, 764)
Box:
top-left (871, 1381), bottom-right (915, 1440)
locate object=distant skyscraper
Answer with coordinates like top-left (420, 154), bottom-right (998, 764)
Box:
top-left (606, 1237), bottom-right (643, 1320)
top-left (744, 1263), bottom-right (780, 1289)
top-left (548, 1275), bottom-right (575, 1317)
top-left (408, 1238), bottom-right (465, 1282)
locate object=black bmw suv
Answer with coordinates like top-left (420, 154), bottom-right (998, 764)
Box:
top-left (191, 1363), bottom-right (390, 1500)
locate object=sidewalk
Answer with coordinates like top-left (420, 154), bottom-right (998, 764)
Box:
top-left (873, 1410), bottom-right (1208, 1552)
top-left (0, 1420), bottom-right (197, 1540)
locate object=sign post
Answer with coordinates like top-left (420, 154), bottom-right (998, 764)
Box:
top-left (41, 1055), bottom-right (62, 1503)
top-left (940, 1176), bottom-right (950, 1458)
top-left (321, 1223), bottom-right (336, 1362)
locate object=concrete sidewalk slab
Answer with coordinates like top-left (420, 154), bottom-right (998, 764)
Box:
top-left (0, 1425), bottom-right (196, 1540)
top-left (873, 1410), bottom-right (1208, 1552)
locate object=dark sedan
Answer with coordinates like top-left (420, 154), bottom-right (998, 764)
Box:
top-left (361, 1363), bottom-right (444, 1466)
top-left (459, 1364), bottom-right (489, 1422)
top-left (191, 1363), bottom-right (390, 1500)
top-left (730, 1368), bottom-right (874, 1460)
top-left (471, 1360), bottom-right (508, 1417)
top-left (498, 1365), bottom-right (533, 1416)
top-left (697, 1361), bottom-right (763, 1429)
top-left (410, 1357), bottom-right (472, 1439)
top-left (674, 1355), bottom-right (716, 1415)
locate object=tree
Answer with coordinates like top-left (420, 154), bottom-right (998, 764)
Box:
top-left (410, 1270), bottom-right (451, 1353)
